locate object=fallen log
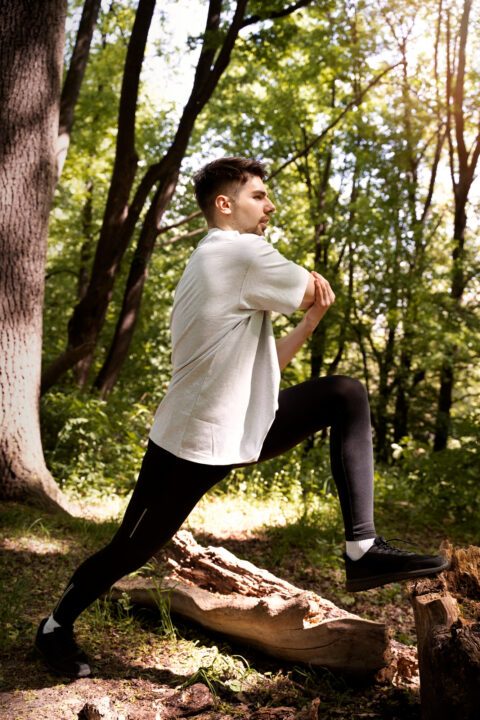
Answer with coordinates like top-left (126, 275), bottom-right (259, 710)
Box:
top-left (112, 530), bottom-right (389, 674)
top-left (410, 542), bottom-right (480, 720)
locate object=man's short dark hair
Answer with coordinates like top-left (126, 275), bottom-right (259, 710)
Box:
top-left (193, 157), bottom-right (267, 219)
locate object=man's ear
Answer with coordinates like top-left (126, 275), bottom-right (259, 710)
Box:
top-left (214, 194), bottom-right (232, 216)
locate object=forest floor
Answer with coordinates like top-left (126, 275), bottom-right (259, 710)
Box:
top-left (0, 490), bottom-right (475, 720)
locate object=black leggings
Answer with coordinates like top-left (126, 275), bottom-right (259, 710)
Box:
top-left (53, 376), bottom-right (375, 626)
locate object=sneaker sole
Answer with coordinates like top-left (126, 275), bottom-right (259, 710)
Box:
top-left (346, 558), bottom-right (450, 592)
top-left (34, 642), bottom-right (92, 679)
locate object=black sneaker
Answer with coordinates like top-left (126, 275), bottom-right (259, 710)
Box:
top-left (344, 536), bottom-right (450, 592)
top-left (35, 618), bottom-right (91, 678)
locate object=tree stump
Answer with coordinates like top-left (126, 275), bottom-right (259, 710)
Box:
top-left (112, 530), bottom-right (390, 674)
top-left (410, 542), bottom-right (480, 720)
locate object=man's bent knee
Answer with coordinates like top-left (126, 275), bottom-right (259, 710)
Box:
top-left (330, 375), bottom-right (368, 404)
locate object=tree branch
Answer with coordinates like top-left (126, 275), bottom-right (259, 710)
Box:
top-left (41, 342), bottom-right (96, 394)
top-left (159, 226), bottom-right (206, 247)
top-left (190, 0), bottom-right (222, 92)
top-left (445, 9), bottom-right (457, 191)
top-left (468, 128), bottom-right (480, 180)
top-left (158, 209), bottom-right (202, 235)
top-left (241, 0), bottom-right (315, 27)
top-left (420, 129), bottom-right (446, 225)
top-left (113, 0), bottom-right (156, 180)
top-left (195, 0), bottom-right (249, 105)
top-left (269, 62), bottom-right (401, 178)
top-left (452, 0), bottom-right (471, 173)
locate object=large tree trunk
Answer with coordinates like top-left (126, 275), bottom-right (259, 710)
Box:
top-left (0, 0), bottom-right (72, 512)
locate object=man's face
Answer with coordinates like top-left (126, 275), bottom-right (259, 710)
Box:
top-left (222, 174), bottom-right (276, 235)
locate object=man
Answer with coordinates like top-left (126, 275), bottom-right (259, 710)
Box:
top-left (35, 157), bottom-right (448, 678)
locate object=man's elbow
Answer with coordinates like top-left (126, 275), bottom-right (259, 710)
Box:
top-left (298, 273), bottom-right (315, 310)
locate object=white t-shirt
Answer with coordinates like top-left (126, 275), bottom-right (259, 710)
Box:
top-left (149, 228), bottom-right (310, 464)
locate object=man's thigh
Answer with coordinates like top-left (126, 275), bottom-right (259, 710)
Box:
top-left (255, 377), bottom-right (339, 463)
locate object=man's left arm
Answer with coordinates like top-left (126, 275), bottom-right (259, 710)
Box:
top-left (275, 272), bottom-right (335, 371)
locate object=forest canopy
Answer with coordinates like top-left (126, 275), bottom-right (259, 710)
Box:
top-left (2, 0), bottom-right (479, 524)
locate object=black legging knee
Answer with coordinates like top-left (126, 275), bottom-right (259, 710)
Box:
top-left (53, 375), bottom-right (375, 627)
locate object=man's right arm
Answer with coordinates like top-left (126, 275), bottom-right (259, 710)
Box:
top-left (276, 272), bottom-right (335, 370)
top-left (298, 273), bottom-right (315, 309)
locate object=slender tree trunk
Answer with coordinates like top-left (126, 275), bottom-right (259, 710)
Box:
top-left (57, 0), bottom-right (102, 177)
top-left (309, 144), bottom-right (333, 381)
top-left (78, 180), bottom-right (95, 302)
top-left (374, 217), bottom-right (402, 460)
top-left (42, 0), bottom-right (157, 392)
top-left (328, 163), bottom-right (358, 376)
top-left (433, 0), bottom-right (479, 450)
top-left (94, 150), bottom-right (184, 395)
top-left (375, 327), bottom-right (395, 460)
top-left (94, 0), bottom-right (250, 395)
top-left (310, 217), bottom-right (330, 380)
top-left (0, 0), bottom-right (72, 512)
top-left (380, 4), bottom-right (444, 448)
top-left (68, 0), bottom-right (156, 388)
top-left (433, 190), bottom-right (469, 451)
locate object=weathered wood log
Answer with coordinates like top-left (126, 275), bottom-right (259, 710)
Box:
top-left (410, 542), bottom-right (480, 720)
top-left (112, 530), bottom-right (390, 674)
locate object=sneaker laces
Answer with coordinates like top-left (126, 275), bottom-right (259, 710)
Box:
top-left (374, 536), bottom-right (417, 556)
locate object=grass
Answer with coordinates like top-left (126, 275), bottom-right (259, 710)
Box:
top-left (0, 474), bottom-right (477, 718)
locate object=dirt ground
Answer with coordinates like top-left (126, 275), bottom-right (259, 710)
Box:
top-left (0, 499), bottom-right (430, 719)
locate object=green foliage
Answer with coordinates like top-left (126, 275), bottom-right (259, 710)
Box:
top-left (177, 645), bottom-right (258, 699)
top-left (384, 435), bottom-right (480, 536)
top-left (148, 584), bottom-right (178, 640)
top-left (41, 391), bottom-right (150, 498)
top-left (39, 0), bottom-right (480, 516)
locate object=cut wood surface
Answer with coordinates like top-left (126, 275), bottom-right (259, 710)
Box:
top-left (113, 530), bottom-right (389, 674)
top-left (410, 542), bottom-right (480, 720)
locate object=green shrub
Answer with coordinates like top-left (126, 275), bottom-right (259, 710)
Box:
top-left (41, 391), bottom-right (151, 498)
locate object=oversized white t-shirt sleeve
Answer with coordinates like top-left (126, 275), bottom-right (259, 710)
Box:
top-left (239, 237), bottom-right (310, 315)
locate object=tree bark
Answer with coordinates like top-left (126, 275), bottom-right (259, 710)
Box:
top-left (410, 543), bottom-right (480, 719)
top-left (57, 0), bottom-right (102, 177)
top-left (0, 0), bottom-right (73, 512)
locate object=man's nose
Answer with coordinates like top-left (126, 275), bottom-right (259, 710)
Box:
top-left (266, 198), bottom-right (276, 214)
